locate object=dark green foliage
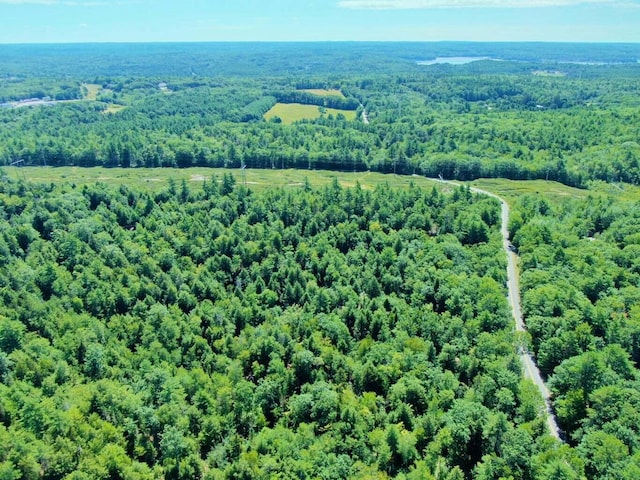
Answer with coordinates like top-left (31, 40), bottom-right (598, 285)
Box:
top-left (241, 96), bottom-right (277, 122)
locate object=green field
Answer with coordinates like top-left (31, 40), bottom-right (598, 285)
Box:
top-left (301, 88), bottom-right (346, 98)
top-left (470, 178), bottom-right (590, 203)
top-left (13, 166), bottom-right (640, 206)
top-left (102, 104), bottom-right (127, 114)
top-left (264, 103), bottom-right (357, 124)
top-left (471, 177), bottom-right (640, 204)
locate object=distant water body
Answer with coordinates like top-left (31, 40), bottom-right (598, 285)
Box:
top-left (416, 56), bottom-right (498, 65)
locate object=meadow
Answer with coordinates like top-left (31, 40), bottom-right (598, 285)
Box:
top-left (470, 178), bottom-right (589, 203)
top-left (264, 103), bottom-right (358, 124)
top-left (9, 166), bottom-right (436, 192)
top-left (7, 165), bottom-right (607, 204)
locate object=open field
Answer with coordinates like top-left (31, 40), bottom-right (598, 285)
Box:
top-left (585, 180), bottom-right (640, 202)
top-left (9, 166), bottom-right (638, 205)
top-left (10, 167), bottom-right (629, 204)
top-left (264, 103), bottom-right (357, 124)
top-left (301, 88), bottom-right (346, 98)
top-left (82, 83), bottom-right (101, 100)
top-left (471, 178), bottom-right (640, 204)
top-left (8, 167), bottom-right (444, 192)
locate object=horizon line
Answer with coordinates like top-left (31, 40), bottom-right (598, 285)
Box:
top-left (1, 39), bottom-right (640, 46)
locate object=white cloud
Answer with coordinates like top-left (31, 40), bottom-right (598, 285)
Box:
top-left (338, 0), bottom-right (630, 8)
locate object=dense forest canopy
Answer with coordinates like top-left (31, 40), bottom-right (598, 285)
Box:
top-left (0, 174), bottom-right (569, 479)
top-left (2, 42), bottom-right (640, 479)
top-left (510, 190), bottom-right (640, 479)
top-left (1, 169), bottom-right (640, 479)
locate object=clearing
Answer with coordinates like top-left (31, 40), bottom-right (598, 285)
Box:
top-left (264, 103), bottom-right (357, 124)
top-left (532, 70), bottom-right (567, 77)
top-left (11, 167), bottom-right (608, 203)
top-left (102, 104), bottom-right (127, 114)
top-left (301, 89), bottom-right (346, 98)
top-left (15, 167), bottom-right (441, 193)
top-left (470, 178), bottom-right (589, 204)
top-left (82, 83), bottom-right (101, 100)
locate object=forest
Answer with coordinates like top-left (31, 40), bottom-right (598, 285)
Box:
top-left (1, 42), bottom-right (640, 479)
top-left (513, 191), bottom-right (640, 459)
top-left (0, 174), bottom-right (562, 479)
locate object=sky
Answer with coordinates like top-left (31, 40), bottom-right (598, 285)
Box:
top-left (1, 0), bottom-right (639, 43)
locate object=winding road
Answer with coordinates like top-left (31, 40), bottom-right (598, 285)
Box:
top-left (359, 103), bottom-right (370, 125)
top-left (436, 179), bottom-right (562, 440)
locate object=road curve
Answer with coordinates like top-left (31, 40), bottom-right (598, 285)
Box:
top-left (435, 179), bottom-right (563, 440)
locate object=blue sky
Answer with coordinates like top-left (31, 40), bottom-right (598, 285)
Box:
top-left (1, 0), bottom-right (639, 43)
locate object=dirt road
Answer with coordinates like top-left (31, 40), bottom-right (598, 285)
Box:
top-left (438, 179), bottom-right (563, 440)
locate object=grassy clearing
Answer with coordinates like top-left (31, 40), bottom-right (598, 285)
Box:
top-left (585, 180), bottom-right (640, 203)
top-left (264, 103), bottom-right (357, 124)
top-left (470, 178), bottom-right (590, 204)
top-left (301, 89), bottom-right (346, 98)
top-left (82, 83), bottom-right (101, 101)
top-left (102, 104), bottom-right (127, 114)
top-left (12, 167), bottom-right (638, 205)
top-left (15, 167), bottom-right (441, 193)
top-left (466, 178), bottom-right (640, 205)
top-left (532, 70), bottom-right (566, 77)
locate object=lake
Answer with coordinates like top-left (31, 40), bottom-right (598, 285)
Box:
top-left (416, 56), bottom-right (497, 65)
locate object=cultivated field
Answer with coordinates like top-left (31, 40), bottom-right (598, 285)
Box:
top-left (264, 103), bottom-right (357, 124)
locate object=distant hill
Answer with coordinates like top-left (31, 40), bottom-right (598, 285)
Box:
top-left (0, 42), bottom-right (639, 77)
